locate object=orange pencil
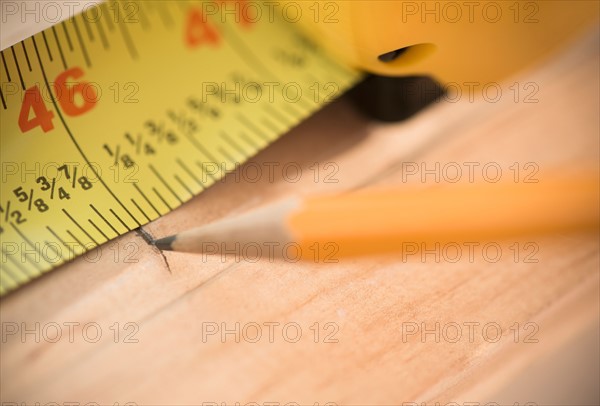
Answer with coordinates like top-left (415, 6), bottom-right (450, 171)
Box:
top-left (154, 175), bottom-right (599, 258)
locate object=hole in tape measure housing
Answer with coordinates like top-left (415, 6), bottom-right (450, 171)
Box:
top-left (377, 43), bottom-right (436, 66)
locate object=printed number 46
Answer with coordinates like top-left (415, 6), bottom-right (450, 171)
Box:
top-left (18, 67), bottom-right (97, 133)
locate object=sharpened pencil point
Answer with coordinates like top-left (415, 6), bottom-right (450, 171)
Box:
top-left (154, 235), bottom-right (176, 251)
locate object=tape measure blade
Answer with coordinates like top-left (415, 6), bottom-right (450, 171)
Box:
top-left (0, 0), bottom-right (362, 296)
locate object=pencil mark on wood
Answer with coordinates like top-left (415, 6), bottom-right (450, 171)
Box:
top-left (135, 227), bottom-right (171, 273)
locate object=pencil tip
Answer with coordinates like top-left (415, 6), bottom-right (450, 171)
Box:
top-left (153, 235), bottom-right (176, 251)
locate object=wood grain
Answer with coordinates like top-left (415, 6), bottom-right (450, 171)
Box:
top-left (1, 24), bottom-right (599, 406)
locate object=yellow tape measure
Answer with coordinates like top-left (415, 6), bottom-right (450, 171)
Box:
top-left (0, 0), bottom-right (361, 296)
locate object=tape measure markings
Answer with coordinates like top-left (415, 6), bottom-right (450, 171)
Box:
top-left (63, 208), bottom-right (98, 244)
top-left (131, 183), bottom-right (161, 217)
top-left (218, 17), bottom-right (342, 120)
top-left (71, 17), bottom-right (92, 67)
top-left (31, 35), bottom-right (144, 236)
top-left (9, 46), bottom-right (25, 90)
top-left (148, 163), bottom-right (184, 203)
top-left (0, 0), bottom-right (362, 295)
top-left (1, 51), bottom-right (11, 82)
top-left (60, 20), bottom-right (75, 54)
top-left (2, 245), bottom-right (32, 278)
top-left (175, 158), bottom-right (204, 188)
top-left (81, 16), bottom-right (94, 43)
top-left (129, 198), bottom-right (151, 222)
top-left (8, 223), bottom-right (44, 273)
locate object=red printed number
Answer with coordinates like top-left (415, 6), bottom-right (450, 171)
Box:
top-left (18, 67), bottom-right (97, 134)
top-left (185, 2), bottom-right (254, 48)
top-left (186, 9), bottom-right (220, 48)
top-left (54, 67), bottom-right (98, 116)
top-left (18, 86), bottom-right (55, 133)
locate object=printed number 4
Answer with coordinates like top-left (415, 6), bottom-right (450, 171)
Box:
top-left (18, 67), bottom-right (97, 134)
top-left (185, 2), bottom-right (253, 49)
top-left (18, 86), bottom-right (55, 132)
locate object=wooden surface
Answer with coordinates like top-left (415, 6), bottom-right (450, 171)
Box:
top-left (1, 22), bottom-right (599, 406)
